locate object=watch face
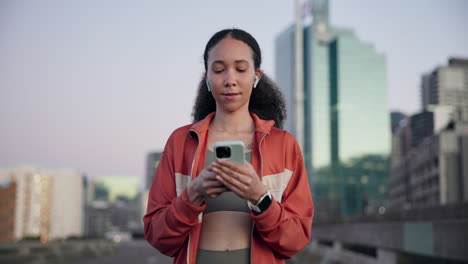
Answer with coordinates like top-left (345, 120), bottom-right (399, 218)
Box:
top-left (258, 193), bottom-right (272, 212)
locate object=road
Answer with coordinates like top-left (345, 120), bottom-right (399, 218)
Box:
top-left (56, 239), bottom-right (173, 264)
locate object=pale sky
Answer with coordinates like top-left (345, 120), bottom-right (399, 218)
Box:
top-left (1, 0), bottom-right (467, 183)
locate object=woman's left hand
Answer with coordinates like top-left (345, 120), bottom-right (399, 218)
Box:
top-left (212, 160), bottom-right (267, 204)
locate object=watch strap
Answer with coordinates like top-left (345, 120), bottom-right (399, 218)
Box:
top-left (248, 191), bottom-right (272, 214)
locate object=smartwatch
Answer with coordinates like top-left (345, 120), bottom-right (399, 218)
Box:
top-left (248, 191), bottom-right (272, 214)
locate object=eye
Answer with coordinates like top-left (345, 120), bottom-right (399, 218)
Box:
top-left (213, 68), bottom-right (224, 73)
top-left (237, 68), bottom-right (246, 72)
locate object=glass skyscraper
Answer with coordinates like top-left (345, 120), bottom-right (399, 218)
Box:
top-left (275, 0), bottom-right (390, 217)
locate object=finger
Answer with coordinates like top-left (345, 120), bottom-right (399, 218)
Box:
top-left (212, 166), bottom-right (241, 184)
top-left (202, 169), bottom-right (221, 180)
top-left (215, 175), bottom-right (245, 198)
top-left (216, 160), bottom-right (246, 171)
top-left (203, 172), bottom-right (218, 181)
top-left (203, 178), bottom-right (225, 188)
top-left (212, 166), bottom-right (247, 193)
top-left (204, 163), bottom-right (220, 174)
top-left (212, 162), bottom-right (249, 184)
top-left (217, 160), bottom-right (255, 179)
top-left (207, 187), bottom-right (229, 197)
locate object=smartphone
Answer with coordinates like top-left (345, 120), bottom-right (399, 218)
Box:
top-left (213, 141), bottom-right (245, 165)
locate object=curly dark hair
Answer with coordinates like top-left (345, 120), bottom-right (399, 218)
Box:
top-left (191, 28), bottom-right (286, 129)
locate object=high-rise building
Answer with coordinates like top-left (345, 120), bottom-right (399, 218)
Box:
top-left (48, 169), bottom-right (84, 240)
top-left (410, 111), bottom-right (434, 147)
top-left (146, 152), bottom-right (162, 190)
top-left (85, 200), bottom-right (111, 237)
top-left (390, 119), bottom-right (468, 209)
top-left (0, 180), bottom-right (16, 242)
top-left (0, 167), bottom-right (83, 241)
top-left (85, 176), bottom-right (141, 237)
top-left (389, 118), bottom-right (412, 209)
top-left (389, 57), bottom-right (468, 210)
top-left (421, 58), bottom-right (468, 124)
top-left (275, 0), bottom-right (390, 217)
top-left (391, 111), bottom-right (407, 133)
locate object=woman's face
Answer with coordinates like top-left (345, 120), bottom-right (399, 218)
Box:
top-left (206, 37), bottom-right (260, 114)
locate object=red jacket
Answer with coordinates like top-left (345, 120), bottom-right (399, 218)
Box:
top-left (144, 113), bottom-right (313, 264)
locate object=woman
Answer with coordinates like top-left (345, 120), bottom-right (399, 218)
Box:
top-left (144, 28), bottom-right (313, 264)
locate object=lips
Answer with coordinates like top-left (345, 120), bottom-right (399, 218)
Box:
top-left (221, 92), bottom-right (240, 100)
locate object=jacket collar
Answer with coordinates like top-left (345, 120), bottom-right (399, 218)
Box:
top-left (189, 112), bottom-right (275, 136)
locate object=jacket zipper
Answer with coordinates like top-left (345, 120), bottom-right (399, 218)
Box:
top-left (258, 132), bottom-right (268, 177)
top-left (188, 129), bottom-right (201, 264)
top-left (189, 130), bottom-right (201, 182)
top-left (250, 132), bottom-right (268, 263)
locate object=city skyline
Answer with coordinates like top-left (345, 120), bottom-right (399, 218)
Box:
top-left (276, 0), bottom-right (390, 216)
top-left (1, 0), bottom-right (467, 179)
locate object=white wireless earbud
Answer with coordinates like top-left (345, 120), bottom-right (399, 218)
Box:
top-left (253, 76), bottom-right (260, 88)
top-left (206, 80), bottom-right (211, 92)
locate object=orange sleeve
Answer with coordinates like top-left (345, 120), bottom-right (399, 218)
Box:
top-left (143, 134), bottom-right (205, 257)
top-left (251, 135), bottom-right (314, 258)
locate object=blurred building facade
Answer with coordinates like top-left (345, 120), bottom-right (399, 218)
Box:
top-left (422, 58), bottom-right (468, 123)
top-left (84, 200), bottom-right (111, 237)
top-left (275, 0), bottom-right (390, 217)
top-left (143, 152), bottom-right (162, 221)
top-left (0, 167), bottom-right (83, 242)
top-left (390, 111), bottom-right (407, 133)
top-left (146, 152), bottom-right (162, 190)
top-left (84, 176), bottom-right (141, 237)
top-left (389, 58), bottom-right (468, 210)
top-left (0, 180), bottom-right (16, 242)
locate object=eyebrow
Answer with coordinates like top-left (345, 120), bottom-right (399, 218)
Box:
top-left (212, 59), bottom-right (250, 65)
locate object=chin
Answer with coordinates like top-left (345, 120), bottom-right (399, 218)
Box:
top-left (218, 104), bottom-right (248, 114)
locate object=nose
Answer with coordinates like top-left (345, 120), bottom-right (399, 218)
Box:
top-left (223, 69), bottom-right (237, 87)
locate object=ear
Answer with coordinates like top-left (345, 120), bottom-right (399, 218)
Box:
top-left (206, 80), bottom-right (211, 92)
top-left (254, 69), bottom-right (263, 88)
top-left (253, 76), bottom-right (260, 88)
top-left (204, 73), bottom-right (210, 92)
top-left (255, 69), bottom-right (263, 80)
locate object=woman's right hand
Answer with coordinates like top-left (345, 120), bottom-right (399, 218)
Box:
top-left (187, 165), bottom-right (228, 206)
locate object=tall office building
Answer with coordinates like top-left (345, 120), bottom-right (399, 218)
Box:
top-left (0, 167), bottom-right (83, 241)
top-left (146, 152), bottom-right (162, 190)
top-left (421, 58), bottom-right (468, 130)
top-left (275, 0), bottom-right (390, 217)
top-left (84, 176), bottom-right (140, 237)
top-left (390, 57), bottom-right (468, 209)
top-left (0, 180), bottom-right (16, 242)
top-left (391, 111), bottom-right (407, 133)
top-left (389, 115), bottom-right (468, 209)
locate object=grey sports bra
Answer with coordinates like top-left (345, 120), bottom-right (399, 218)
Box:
top-left (204, 150), bottom-right (252, 214)
top-left (196, 150), bottom-right (253, 264)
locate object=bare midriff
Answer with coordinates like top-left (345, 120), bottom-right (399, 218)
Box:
top-left (198, 211), bottom-right (252, 251)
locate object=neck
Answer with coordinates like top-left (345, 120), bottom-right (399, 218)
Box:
top-left (211, 108), bottom-right (254, 133)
